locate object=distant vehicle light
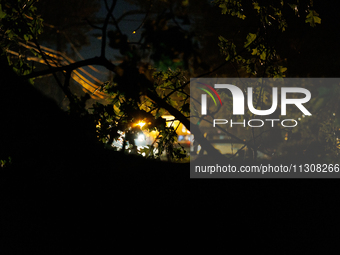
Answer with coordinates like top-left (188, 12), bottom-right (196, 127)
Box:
top-left (136, 120), bottom-right (146, 128)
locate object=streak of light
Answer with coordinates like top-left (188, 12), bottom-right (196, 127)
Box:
top-left (6, 42), bottom-right (115, 99)
top-left (6, 52), bottom-right (106, 99)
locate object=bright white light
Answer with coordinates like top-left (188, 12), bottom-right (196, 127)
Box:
top-left (138, 134), bottom-right (145, 141)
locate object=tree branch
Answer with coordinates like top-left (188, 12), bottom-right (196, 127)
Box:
top-left (144, 87), bottom-right (222, 155)
top-left (23, 56), bottom-right (222, 156)
top-left (85, 18), bottom-right (102, 30)
top-left (24, 56), bottom-right (118, 79)
top-left (17, 5), bottom-right (64, 90)
top-left (104, 0), bottom-right (122, 35)
top-left (116, 10), bottom-right (147, 24)
top-left (101, 0), bottom-right (117, 58)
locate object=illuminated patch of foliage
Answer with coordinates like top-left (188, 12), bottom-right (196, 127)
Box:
top-left (0, 0), bottom-right (44, 82)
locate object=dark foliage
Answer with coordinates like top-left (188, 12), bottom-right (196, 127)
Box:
top-left (0, 57), bottom-right (186, 252)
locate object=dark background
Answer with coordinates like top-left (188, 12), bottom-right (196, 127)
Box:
top-left (1, 0), bottom-right (340, 252)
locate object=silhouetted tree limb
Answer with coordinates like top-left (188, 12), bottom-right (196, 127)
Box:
top-left (23, 54), bottom-right (221, 155)
top-left (101, 0), bottom-right (117, 58)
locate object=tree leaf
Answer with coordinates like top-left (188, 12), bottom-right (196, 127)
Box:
top-left (244, 33), bottom-right (257, 48)
top-left (0, 4), bottom-right (6, 19)
top-left (305, 10), bottom-right (321, 27)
